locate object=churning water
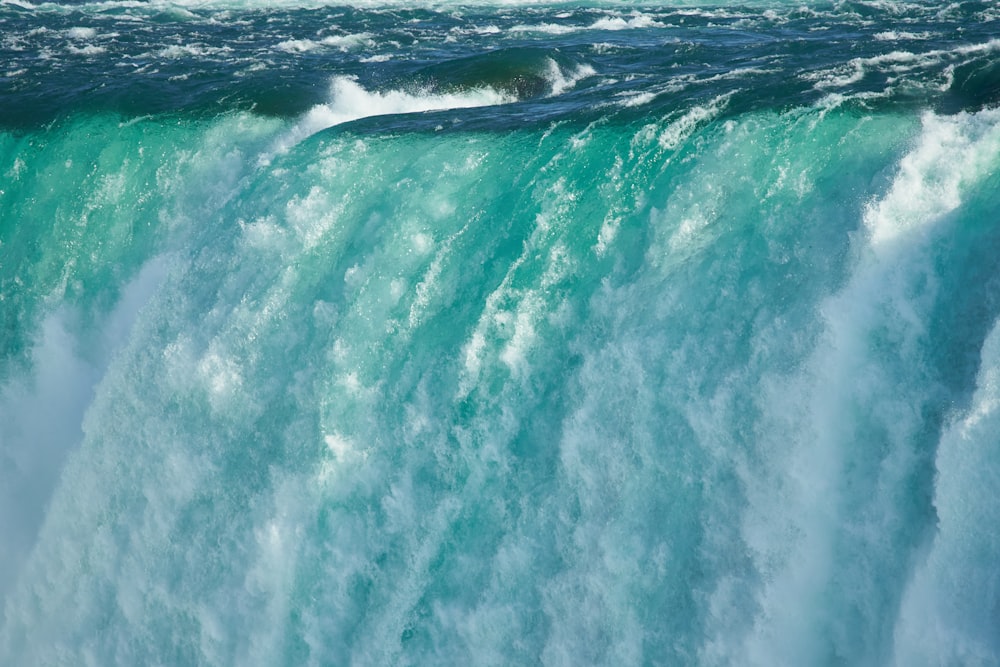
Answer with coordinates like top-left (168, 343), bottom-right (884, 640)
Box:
top-left (2, 0), bottom-right (1000, 664)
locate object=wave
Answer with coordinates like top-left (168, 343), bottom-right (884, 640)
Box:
top-left (268, 76), bottom-right (514, 156)
top-left (274, 33), bottom-right (375, 54)
top-left (268, 53), bottom-right (594, 155)
top-left (411, 48), bottom-right (595, 100)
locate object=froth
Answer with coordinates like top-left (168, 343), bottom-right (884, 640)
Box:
top-left (739, 107), bottom-right (1000, 665)
top-left (0, 310), bottom-right (95, 603)
top-left (893, 317), bottom-right (1000, 665)
top-left (865, 109), bottom-right (1000, 249)
top-left (658, 92), bottom-right (732, 150)
top-left (274, 33), bottom-right (374, 53)
top-left (269, 76), bottom-right (514, 157)
top-left (65, 27), bottom-right (97, 39)
top-left (544, 59), bottom-right (596, 96)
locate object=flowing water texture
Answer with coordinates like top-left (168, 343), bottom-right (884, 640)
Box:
top-left (2, 0), bottom-right (1000, 665)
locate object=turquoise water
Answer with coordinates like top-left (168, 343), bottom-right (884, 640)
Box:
top-left (2, 1), bottom-right (1000, 664)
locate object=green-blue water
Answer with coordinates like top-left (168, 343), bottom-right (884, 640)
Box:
top-left (2, 1), bottom-right (1000, 664)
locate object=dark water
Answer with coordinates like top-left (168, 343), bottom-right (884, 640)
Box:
top-left (2, 1), bottom-right (999, 126)
top-left (2, 1), bottom-right (1000, 665)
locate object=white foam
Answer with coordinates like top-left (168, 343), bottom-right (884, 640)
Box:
top-left (510, 12), bottom-right (662, 36)
top-left (807, 38), bottom-right (1000, 91)
top-left (67, 43), bottom-right (106, 55)
top-left (315, 75), bottom-right (511, 123)
top-left (0, 310), bottom-right (96, 604)
top-left (739, 107), bottom-right (1000, 665)
top-left (878, 113), bottom-right (1000, 663)
top-left (269, 76), bottom-right (513, 158)
top-left (874, 30), bottom-right (933, 41)
top-left (509, 22), bottom-right (578, 35)
top-left (589, 13), bottom-right (665, 30)
top-left (274, 38), bottom-right (318, 53)
top-left (0, 252), bottom-right (166, 607)
top-left (893, 317), bottom-right (1000, 665)
top-left (275, 34), bottom-right (374, 53)
top-left (954, 37), bottom-right (1000, 56)
top-left (102, 255), bottom-right (171, 359)
top-left (156, 44), bottom-right (231, 59)
top-left (544, 59), bottom-right (596, 96)
top-left (66, 26), bottom-right (97, 39)
top-left (458, 173), bottom-right (581, 396)
top-left (865, 109), bottom-right (1000, 250)
top-left (615, 90), bottom-right (657, 108)
top-left (321, 32), bottom-right (375, 50)
top-left (657, 92), bottom-right (732, 150)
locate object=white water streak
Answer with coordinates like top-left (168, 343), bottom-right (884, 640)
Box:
top-left (743, 108), bottom-right (1000, 665)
